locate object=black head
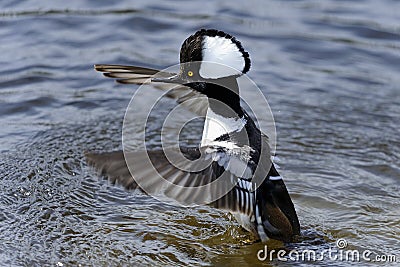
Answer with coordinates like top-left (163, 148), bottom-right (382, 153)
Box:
top-left (179, 29), bottom-right (251, 80)
top-left (152, 29), bottom-right (251, 115)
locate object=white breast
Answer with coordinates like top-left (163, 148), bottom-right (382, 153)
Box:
top-left (201, 108), bottom-right (247, 147)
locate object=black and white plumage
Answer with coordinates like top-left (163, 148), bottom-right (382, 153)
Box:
top-left (88, 29), bottom-right (300, 242)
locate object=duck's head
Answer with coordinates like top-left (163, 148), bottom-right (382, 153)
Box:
top-left (154, 29), bottom-right (251, 87)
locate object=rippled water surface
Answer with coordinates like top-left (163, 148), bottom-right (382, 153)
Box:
top-left (1, 0), bottom-right (399, 266)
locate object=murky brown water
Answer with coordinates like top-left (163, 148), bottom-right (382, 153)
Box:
top-left (0, 0), bottom-right (399, 266)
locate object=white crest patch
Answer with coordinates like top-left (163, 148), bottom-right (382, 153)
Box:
top-left (200, 36), bottom-right (245, 79)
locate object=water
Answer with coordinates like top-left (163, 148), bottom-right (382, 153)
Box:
top-left (1, 0), bottom-right (399, 266)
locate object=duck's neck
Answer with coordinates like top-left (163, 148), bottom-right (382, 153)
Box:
top-left (200, 77), bottom-right (247, 146)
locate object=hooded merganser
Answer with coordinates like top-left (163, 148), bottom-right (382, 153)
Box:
top-left (88, 29), bottom-right (300, 242)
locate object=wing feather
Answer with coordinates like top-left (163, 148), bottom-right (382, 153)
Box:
top-left (94, 64), bottom-right (209, 115)
top-left (86, 145), bottom-right (256, 205)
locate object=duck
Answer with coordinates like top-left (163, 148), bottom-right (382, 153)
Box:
top-left (87, 29), bottom-right (300, 242)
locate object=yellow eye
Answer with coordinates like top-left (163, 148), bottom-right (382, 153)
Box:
top-left (187, 71), bottom-right (194, 77)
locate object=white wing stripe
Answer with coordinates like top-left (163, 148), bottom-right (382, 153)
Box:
top-left (269, 175), bottom-right (282, 181)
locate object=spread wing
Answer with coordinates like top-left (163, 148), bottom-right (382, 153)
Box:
top-left (94, 64), bottom-right (172, 84)
top-left (94, 64), bottom-right (208, 116)
top-left (86, 145), bottom-right (256, 206)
